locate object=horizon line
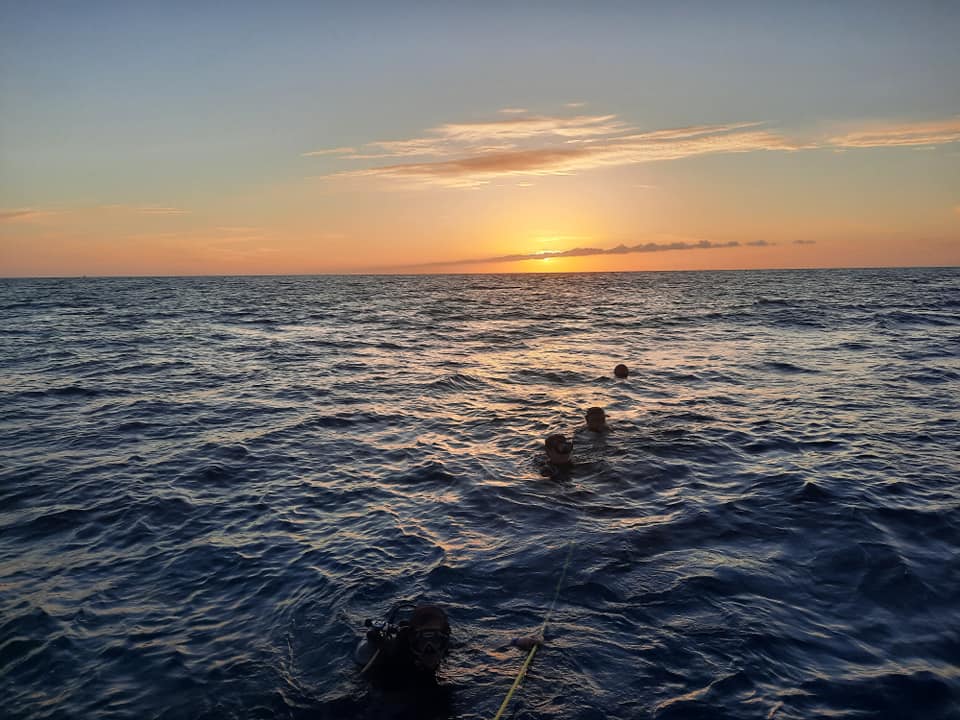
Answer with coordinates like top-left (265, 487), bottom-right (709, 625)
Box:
top-left (1, 263), bottom-right (957, 281)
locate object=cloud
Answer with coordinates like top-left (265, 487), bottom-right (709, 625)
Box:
top-left (98, 204), bottom-right (188, 215)
top-left (0, 208), bottom-right (50, 222)
top-left (136, 206), bottom-right (189, 215)
top-left (408, 238), bottom-right (745, 268)
top-left (347, 137), bottom-right (450, 159)
top-left (331, 124), bottom-right (797, 187)
top-left (828, 117), bottom-right (960, 148)
top-left (746, 240), bottom-right (775, 246)
top-left (793, 239), bottom-right (817, 245)
top-left (302, 146), bottom-right (356, 157)
top-left (0, 205), bottom-right (189, 228)
top-left (310, 112), bottom-right (633, 165)
top-left (434, 114), bottom-right (628, 141)
top-left (341, 147), bottom-right (592, 182)
top-left (308, 109), bottom-right (960, 189)
top-left (311, 108), bottom-right (800, 187)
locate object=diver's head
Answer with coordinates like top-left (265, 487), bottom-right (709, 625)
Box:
top-left (408, 604), bottom-right (450, 673)
top-left (544, 434), bottom-right (573, 466)
top-left (614, 363), bottom-right (629, 379)
top-left (585, 406), bottom-right (608, 432)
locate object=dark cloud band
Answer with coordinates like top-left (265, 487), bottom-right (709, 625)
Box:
top-left (406, 239), bottom-right (752, 268)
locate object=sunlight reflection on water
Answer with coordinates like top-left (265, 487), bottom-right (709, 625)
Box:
top-left (0, 269), bottom-right (958, 719)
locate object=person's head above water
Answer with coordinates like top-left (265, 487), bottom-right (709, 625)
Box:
top-left (407, 604), bottom-right (451, 673)
top-left (614, 363), bottom-right (629, 379)
top-left (544, 433), bottom-right (574, 466)
top-left (585, 407), bottom-right (608, 433)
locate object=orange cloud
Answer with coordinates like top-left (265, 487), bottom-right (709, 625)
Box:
top-left (307, 111), bottom-right (960, 189)
top-left (330, 124), bottom-right (796, 187)
top-left (315, 112), bottom-right (632, 163)
top-left (828, 117), bottom-right (960, 148)
top-left (434, 113), bottom-right (627, 141)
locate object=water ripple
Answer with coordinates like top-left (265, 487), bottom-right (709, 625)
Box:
top-left (1, 268), bottom-right (958, 719)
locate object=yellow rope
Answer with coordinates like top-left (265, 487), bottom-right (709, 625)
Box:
top-left (491, 541), bottom-right (574, 720)
top-left (492, 643), bottom-right (539, 720)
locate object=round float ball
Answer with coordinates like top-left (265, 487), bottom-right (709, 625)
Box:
top-left (614, 363), bottom-right (629, 378)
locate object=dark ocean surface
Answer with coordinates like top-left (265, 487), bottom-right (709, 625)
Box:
top-left (1, 268), bottom-right (959, 720)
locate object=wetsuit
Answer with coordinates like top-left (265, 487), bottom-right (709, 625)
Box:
top-left (362, 631), bottom-right (453, 720)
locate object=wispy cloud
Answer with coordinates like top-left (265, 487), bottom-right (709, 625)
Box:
top-left (341, 147), bottom-right (592, 184)
top-left (99, 204), bottom-right (189, 216)
top-left (307, 111), bottom-right (960, 189)
top-left (1, 205), bottom-right (190, 228)
top-left (0, 208), bottom-right (52, 222)
top-left (434, 113), bottom-right (628, 141)
top-left (405, 238), bottom-right (747, 268)
top-left (137, 206), bottom-right (189, 216)
top-left (337, 114), bottom-right (631, 162)
top-left (308, 108), bottom-right (802, 187)
top-left (347, 137), bottom-right (451, 159)
top-left (828, 117), bottom-right (960, 148)
top-left (302, 146), bottom-right (356, 157)
top-left (331, 124), bottom-right (796, 187)
top-left (793, 239), bottom-right (817, 245)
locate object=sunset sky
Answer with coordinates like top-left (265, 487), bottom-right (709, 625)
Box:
top-left (1, 2), bottom-right (958, 276)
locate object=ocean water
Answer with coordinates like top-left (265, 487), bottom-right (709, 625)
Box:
top-left (1, 268), bottom-right (958, 720)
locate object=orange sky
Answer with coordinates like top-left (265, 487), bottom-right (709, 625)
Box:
top-left (2, 5), bottom-right (959, 276)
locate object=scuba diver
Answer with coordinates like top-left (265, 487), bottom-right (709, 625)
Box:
top-left (354, 603), bottom-right (450, 692)
top-left (352, 602), bottom-right (546, 718)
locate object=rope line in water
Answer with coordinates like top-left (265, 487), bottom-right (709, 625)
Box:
top-left (491, 643), bottom-right (539, 720)
top-left (492, 541), bottom-right (575, 720)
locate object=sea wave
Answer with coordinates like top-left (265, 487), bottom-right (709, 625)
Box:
top-left (1, 268), bottom-right (958, 719)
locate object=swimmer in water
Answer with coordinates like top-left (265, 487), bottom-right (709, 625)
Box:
top-left (614, 363), bottom-right (629, 379)
top-left (584, 407), bottom-right (609, 433)
top-left (544, 433), bottom-right (574, 467)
